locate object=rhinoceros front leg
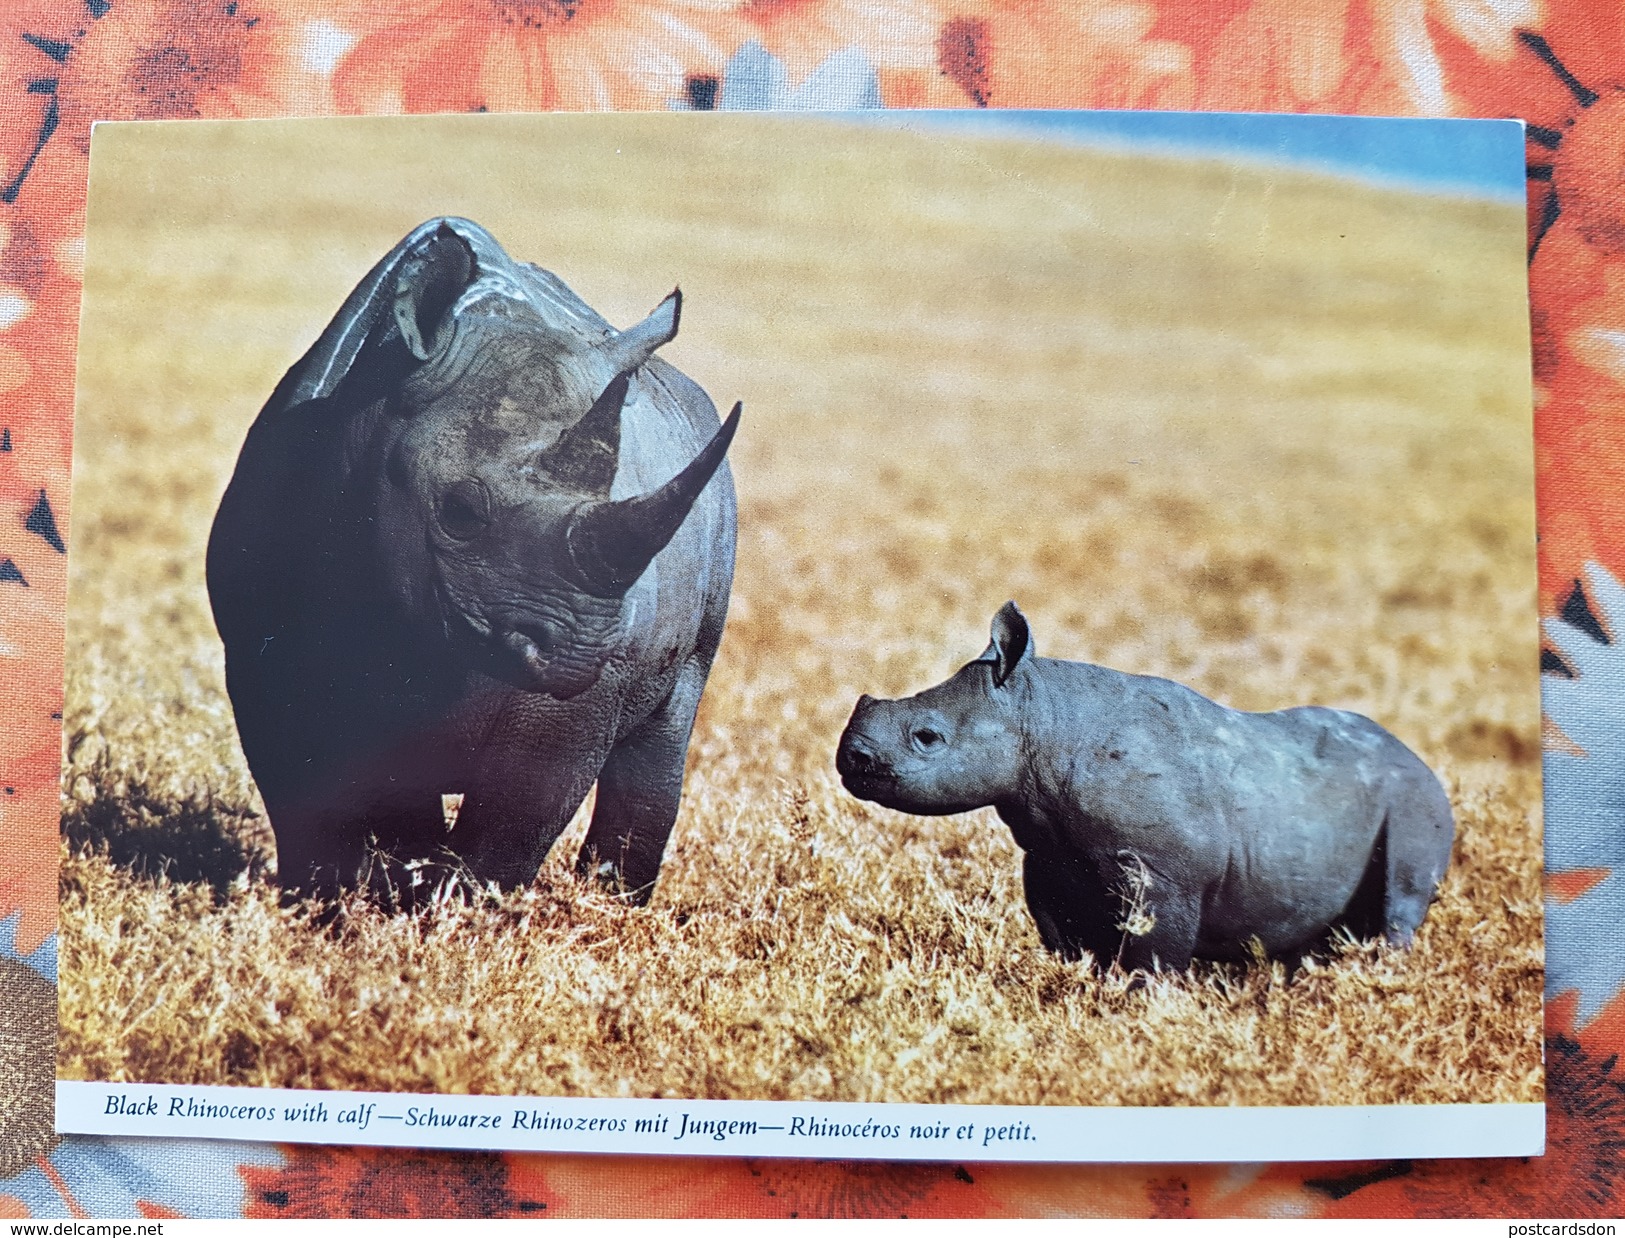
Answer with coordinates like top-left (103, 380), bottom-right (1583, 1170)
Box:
top-left (269, 803), bottom-right (370, 903)
top-left (1021, 850), bottom-right (1122, 965)
top-left (448, 696), bottom-right (612, 891)
top-left (576, 658), bottom-right (710, 903)
top-left (1114, 878), bottom-right (1202, 974)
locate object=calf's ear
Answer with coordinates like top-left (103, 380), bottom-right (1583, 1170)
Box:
top-left (981, 601), bottom-right (1033, 688)
top-left (393, 223), bottom-right (478, 362)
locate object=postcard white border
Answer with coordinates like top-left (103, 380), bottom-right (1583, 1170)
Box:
top-left (58, 1081), bottom-right (1543, 1162)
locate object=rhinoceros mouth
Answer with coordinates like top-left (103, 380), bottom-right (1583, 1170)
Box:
top-left (502, 622), bottom-right (555, 675)
top-left (838, 769), bottom-right (892, 802)
top-left (835, 745), bottom-right (901, 804)
top-left (477, 637), bottom-right (600, 699)
top-left (478, 609), bottom-right (608, 700)
top-left (430, 559), bottom-right (616, 699)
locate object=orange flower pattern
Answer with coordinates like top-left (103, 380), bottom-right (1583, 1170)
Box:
top-left (330, 0), bottom-right (740, 114)
top-left (935, 0), bottom-right (1192, 111)
top-left (2, 0), bottom-right (1624, 1218)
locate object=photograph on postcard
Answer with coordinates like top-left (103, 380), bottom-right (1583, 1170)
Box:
top-left (57, 110), bottom-right (1542, 1159)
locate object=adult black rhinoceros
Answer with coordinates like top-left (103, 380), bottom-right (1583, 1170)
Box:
top-left (207, 217), bottom-right (739, 905)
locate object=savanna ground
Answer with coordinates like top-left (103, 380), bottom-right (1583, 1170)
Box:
top-left (59, 114), bottom-right (1542, 1108)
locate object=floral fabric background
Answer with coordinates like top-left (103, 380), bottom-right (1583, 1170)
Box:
top-left (1, 0), bottom-right (1622, 1218)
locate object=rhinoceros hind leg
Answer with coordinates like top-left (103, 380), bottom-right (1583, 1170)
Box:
top-left (1381, 784), bottom-right (1455, 948)
top-left (1333, 816), bottom-right (1390, 944)
top-left (576, 658), bottom-right (711, 903)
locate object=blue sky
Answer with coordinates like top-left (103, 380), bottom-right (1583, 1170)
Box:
top-left (891, 110), bottom-right (1527, 202)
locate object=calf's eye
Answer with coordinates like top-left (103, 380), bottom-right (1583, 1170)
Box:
top-left (912, 727), bottom-right (945, 751)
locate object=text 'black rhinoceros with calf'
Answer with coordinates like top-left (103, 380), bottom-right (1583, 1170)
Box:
top-left (837, 603), bottom-right (1454, 972)
top-left (208, 218), bottom-right (740, 904)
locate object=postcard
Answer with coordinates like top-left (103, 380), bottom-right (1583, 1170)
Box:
top-left (56, 110), bottom-right (1543, 1161)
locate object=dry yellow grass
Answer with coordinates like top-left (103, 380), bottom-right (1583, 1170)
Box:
top-left (59, 114), bottom-right (1542, 1108)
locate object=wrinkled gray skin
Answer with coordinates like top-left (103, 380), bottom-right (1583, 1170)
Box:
top-left (837, 603), bottom-right (1454, 971)
top-left (208, 218), bottom-right (738, 905)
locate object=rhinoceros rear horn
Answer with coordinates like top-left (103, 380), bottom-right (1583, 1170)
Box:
top-left (600, 289), bottom-right (681, 375)
top-left (565, 402), bottom-right (740, 597)
top-left (393, 224), bottom-right (477, 362)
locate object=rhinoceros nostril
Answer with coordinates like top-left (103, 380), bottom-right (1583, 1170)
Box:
top-left (840, 738), bottom-right (883, 776)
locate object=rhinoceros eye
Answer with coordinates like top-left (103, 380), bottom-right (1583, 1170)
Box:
top-left (438, 480), bottom-right (492, 541)
top-left (911, 727), bottom-right (945, 753)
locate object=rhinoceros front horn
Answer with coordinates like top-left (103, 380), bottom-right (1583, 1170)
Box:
top-left (565, 402), bottom-right (741, 598)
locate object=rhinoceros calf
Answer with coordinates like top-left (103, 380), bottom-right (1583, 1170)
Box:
top-left (836, 603), bottom-right (1454, 971)
top-left (208, 218), bottom-right (739, 904)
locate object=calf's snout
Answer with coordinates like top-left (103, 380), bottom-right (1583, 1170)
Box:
top-left (837, 733), bottom-right (886, 777)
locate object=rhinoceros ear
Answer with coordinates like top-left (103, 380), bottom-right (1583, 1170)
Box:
top-left (980, 601), bottom-right (1033, 688)
top-left (536, 371), bottom-right (631, 495)
top-left (599, 289), bottom-right (681, 375)
top-left (258, 218), bottom-right (526, 422)
top-left (392, 223), bottom-right (478, 362)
